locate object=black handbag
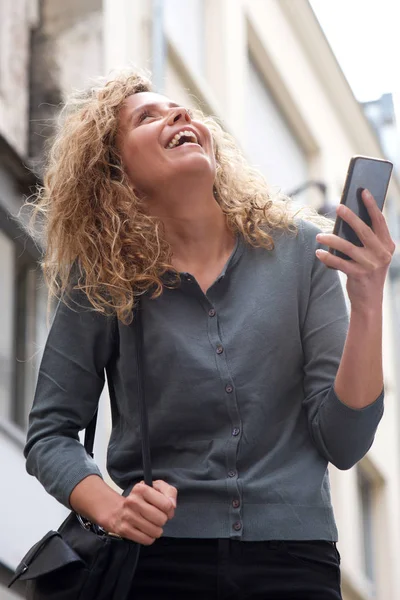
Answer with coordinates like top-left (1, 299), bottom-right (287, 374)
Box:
top-left (9, 303), bottom-right (152, 599)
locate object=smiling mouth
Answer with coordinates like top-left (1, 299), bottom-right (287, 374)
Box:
top-left (166, 130), bottom-right (201, 149)
top-left (167, 142), bottom-right (202, 152)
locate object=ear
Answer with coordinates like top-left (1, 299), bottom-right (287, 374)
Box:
top-left (132, 186), bottom-right (146, 201)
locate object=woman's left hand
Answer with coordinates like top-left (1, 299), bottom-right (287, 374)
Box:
top-left (315, 189), bottom-right (396, 313)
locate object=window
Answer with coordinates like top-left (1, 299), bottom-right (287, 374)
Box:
top-left (357, 467), bottom-right (375, 583)
top-left (0, 230), bottom-right (15, 420)
top-left (245, 55), bottom-right (309, 199)
top-left (13, 255), bottom-right (49, 429)
top-left (164, 0), bottom-right (205, 74)
top-left (0, 227), bottom-right (49, 430)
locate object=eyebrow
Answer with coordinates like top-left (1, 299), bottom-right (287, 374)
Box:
top-left (129, 101), bottom-right (181, 125)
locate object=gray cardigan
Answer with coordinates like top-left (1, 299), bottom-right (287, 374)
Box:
top-left (25, 220), bottom-right (384, 541)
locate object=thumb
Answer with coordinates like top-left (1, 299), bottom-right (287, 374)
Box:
top-left (168, 496), bottom-right (177, 509)
top-left (153, 480), bottom-right (178, 509)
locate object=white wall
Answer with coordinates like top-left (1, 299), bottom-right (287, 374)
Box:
top-left (164, 0), bottom-right (205, 75)
top-left (0, 423), bottom-right (68, 571)
top-left (56, 11), bottom-right (103, 97)
top-left (0, 232), bottom-right (15, 421)
top-left (245, 55), bottom-right (309, 193)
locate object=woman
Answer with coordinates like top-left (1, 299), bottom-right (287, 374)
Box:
top-left (24, 69), bottom-right (394, 599)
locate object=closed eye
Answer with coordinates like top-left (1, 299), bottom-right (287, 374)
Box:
top-left (137, 110), bottom-right (153, 124)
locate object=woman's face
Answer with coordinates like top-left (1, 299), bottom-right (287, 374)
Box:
top-left (117, 92), bottom-right (216, 196)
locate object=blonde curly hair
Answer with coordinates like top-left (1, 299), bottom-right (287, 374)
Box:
top-left (26, 68), bottom-right (327, 325)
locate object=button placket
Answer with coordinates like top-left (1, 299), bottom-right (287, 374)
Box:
top-left (233, 521), bottom-right (242, 532)
top-left (205, 296), bottom-right (242, 536)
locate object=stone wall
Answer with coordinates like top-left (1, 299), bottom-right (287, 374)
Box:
top-left (29, 0), bottom-right (103, 172)
top-left (0, 0), bottom-right (38, 156)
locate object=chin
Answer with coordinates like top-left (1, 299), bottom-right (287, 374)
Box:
top-left (174, 153), bottom-right (215, 175)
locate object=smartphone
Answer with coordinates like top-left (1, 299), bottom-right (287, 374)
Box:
top-left (329, 155), bottom-right (393, 260)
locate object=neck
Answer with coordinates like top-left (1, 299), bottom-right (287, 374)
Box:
top-left (143, 183), bottom-right (235, 271)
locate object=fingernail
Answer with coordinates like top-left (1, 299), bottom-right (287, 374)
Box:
top-left (169, 497), bottom-right (177, 508)
top-left (363, 189), bottom-right (372, 199)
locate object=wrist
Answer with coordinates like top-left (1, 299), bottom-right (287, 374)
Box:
top-left (350, 303), bottom-right (383, 321)
top-left (69, 474), bottom-right (123, 531)
top-left (96, 490), bottom-right (125, 533)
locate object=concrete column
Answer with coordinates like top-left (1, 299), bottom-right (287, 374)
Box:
top-left (0, 230), bottom-right (15, 421)
top-left (205, 0), bottom-right (247, 139)
top-left (103, 0), bottom-right (153, 75)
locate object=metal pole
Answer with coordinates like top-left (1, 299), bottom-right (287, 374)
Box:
top-left (152, 0), bottom-right (166, 93)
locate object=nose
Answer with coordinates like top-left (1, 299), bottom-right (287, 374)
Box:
top-left (167, 107), bottom-right (191, 126)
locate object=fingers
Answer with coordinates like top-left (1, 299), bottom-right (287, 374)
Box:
top-left (362, 189), bottom-right (396, 253)
top-left (335, 203), bottom-right (379, 251)
top-left (315, 248), bottom-right (363, 277)
top-left (106, 480), bottom-right (178, 545)
top-left (315, 188), bottom-right (395, 274)
top-left (316, 234), bottom-right (376, 270)
top-left (153, 479), bottom-right (178, 509)
top-left (123, 528), bottom-right (159, 546)
top-left (120, 503), bottom-right (165, 541)
top-left (133, 496), bottom-right (170, 528)
top-left (129, 480), bottom-right (178, 524)
top-left (113, 482), bottom-right (176, 545)
top-left (135, 480), bottom-right (177, 512)
top-left (335, 190), bottom-right (394, 256)
top-left (111, 500), bottom-right (165, 545)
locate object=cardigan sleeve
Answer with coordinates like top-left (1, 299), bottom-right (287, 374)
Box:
top-left (299, 221), bottom-right (384, 470)
top-left (24, 287), bottom-right (116, 508)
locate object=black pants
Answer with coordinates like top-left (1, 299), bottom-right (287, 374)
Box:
top-left (129, 537), bottom-right (342, 599)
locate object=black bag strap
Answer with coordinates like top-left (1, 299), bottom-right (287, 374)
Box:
top-left (83, 411), bottom-right (97, 459)
top-left (84, 299), bottom-right (153, 486)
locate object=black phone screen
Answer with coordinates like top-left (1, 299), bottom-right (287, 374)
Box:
top-left (331, 156), bottom-right (393, 259)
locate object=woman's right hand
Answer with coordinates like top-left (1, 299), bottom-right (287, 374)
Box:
top-left (107, 479), bottom-right (178, 545)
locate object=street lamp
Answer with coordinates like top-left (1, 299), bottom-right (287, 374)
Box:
top-left (287, 179), bottom-right (336, 218)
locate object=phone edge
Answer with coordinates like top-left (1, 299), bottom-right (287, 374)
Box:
top-left (328, 156), bottom-right (393, 256)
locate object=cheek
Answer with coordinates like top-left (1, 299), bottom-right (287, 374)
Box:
top-left (205, 133), bottom-right (217, 167)
top-left (121, 140), bottom-right (160, 186)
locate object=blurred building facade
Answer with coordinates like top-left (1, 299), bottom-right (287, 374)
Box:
top-left (0, 2), bottom-right (67, 598)
top-left (362, 94), bottom-right (399, 174)
top-left (1, 1), bottom-right (400, 598)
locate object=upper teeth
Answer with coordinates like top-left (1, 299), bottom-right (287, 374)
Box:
top-left (168, 130), bottom-right (198, 149)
